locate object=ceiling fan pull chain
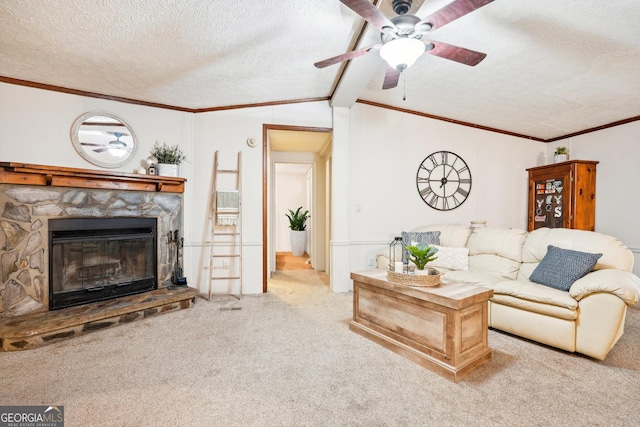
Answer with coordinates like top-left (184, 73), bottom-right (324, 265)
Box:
top-left (403, 72), bottom-right (407, 101)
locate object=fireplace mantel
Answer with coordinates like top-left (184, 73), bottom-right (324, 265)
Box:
top-left (0, 162), bottom-right (186, 193)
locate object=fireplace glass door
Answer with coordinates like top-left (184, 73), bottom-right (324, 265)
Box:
top-left (49, 218), bottom-right (157, 310)
top-left (52, 238), bottom-right (154, 291)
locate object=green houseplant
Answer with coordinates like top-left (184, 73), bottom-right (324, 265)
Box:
top-left (285, 207), bottom-right (309, 231)
top-left (151, 142), bottom-right (186, 176)
top-left (405, 243), bottom-right (439, 275)
top-left (286, 207), bottom-right (309, 257)
top-left (151, 142), bottom-right (186, 164)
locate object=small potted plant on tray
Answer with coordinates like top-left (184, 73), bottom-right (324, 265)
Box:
top-left (405, 243), bottom-right (439, 276)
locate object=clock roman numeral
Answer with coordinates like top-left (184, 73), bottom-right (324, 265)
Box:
top-left (419, 164), bottom-right (434, 174)
top-left (419, 186), bottom-right (433, 199)
top-left (427, 154), bottom-right (439, 168)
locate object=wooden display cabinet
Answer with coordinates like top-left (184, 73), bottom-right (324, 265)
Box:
top-left (526, 160), bottom-right (598, 231)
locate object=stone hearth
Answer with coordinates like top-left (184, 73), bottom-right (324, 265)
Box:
top-left (0, 162), bottom-right (197, 350)
top-left (0, 286), bottom-right (196, 351)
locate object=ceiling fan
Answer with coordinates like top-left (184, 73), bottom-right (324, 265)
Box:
top-left (314, 0), bottom-right (494, 89)
top-left (81, 132), bottom-right (131, 155)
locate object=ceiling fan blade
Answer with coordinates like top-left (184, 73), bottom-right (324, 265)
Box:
top-left (382, 67), bottom-right (401, 90)
top-left (81, 142), bottom-right (106, 147)
top-left (314, 44), bottom-right (381, 68)
top-left (93, 147), bottom-right (111, 153)
top-left (340, 0), bottom-right (397, 32)
top-left (416, 0), bottom-right (494, 33)
top-left (425, 40), bottom-right (486, 66)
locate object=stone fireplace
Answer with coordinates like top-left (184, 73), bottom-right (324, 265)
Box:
top-left (0, 162), bottom-right (197, 351)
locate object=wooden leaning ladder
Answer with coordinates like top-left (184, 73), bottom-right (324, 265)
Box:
top-left (205, 151), bottom-right (242, 301)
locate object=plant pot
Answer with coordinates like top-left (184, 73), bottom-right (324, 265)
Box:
top-left (414, 267), bottom-right (439, 276)
top-left (553, 154), bottom-right (568, 163)
top-left (290, 230), bottom-right (306, 257)
top-left (157, 163), bottom-right (180, 177)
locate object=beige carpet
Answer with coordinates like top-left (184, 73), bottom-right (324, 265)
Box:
top-left (2, 270), bottom-right (639, 426)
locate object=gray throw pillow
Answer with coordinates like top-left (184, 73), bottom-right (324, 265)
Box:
top-left (401, 231), bottom-right (441, 263)
top-left (529, 245), bottom-right (602, 291)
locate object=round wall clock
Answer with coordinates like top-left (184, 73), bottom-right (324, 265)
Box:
top-left (416, 151), bottom-right (472, 211)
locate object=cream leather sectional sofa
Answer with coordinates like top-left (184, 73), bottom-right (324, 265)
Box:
top-left (377, 224), bottom-right (640, 360)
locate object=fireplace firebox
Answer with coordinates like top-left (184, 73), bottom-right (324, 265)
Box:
top-left (48, 217), bottom-right (158, 310)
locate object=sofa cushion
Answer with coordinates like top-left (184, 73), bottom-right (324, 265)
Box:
top-left (467, 227), bottom-right (528, 262)
top-left (412, 224), bottom-right (471, 247)
top-left (442, 271), bottom-right (505, 287)
top-left (521, 227), bottom-right (633, 272)
top-left (529, 245), bottom-right (602, 291)
top-left (489, 279), bottom-right (579, 311)
top-left (491, 295), bottom-right (577, 320)
top-left (430, 245), bottom-right (469, 271)
top-left (466, 227), bottom-right (528, 280)
top-left (401, 231), bottom-right (440, 262)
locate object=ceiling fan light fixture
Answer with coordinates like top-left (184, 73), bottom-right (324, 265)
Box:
top-left (108, 133), bottom-right (127, 157)
top-left (380, 37), bottom-right (425, 71)
top-left (109, 147), bottom-right (128, 157)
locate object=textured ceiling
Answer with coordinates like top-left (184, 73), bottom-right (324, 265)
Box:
top-left (1, 0), bottom-right (639, 140)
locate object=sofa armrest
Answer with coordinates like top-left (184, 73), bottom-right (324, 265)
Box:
top-left (569, 269), bottom-right (640, 307)
top-left (376, 253), bottom-right (390, 270)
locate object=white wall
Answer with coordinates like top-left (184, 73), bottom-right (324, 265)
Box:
top-left (2, 81), bottom-right (639, 293)
top-left (0, 83), bottom-right (193, 173)
top-left (344, 103), bottom-right (542, 279)
top-left (189, 102), bottom-right (333, 294)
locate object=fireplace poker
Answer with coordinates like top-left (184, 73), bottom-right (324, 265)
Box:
top-left (169, 229), bottom-right (188, 288)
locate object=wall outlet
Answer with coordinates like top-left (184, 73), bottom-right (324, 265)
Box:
top-left (368, 257), bottom-right (375, 267)
top-left (223, 260), bottom-right (229, 269)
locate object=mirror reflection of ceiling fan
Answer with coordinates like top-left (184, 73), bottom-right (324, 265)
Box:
top-left (315, 0), bottom-right (494, 89)
top-left (81, 132), bottom-right (131, 155)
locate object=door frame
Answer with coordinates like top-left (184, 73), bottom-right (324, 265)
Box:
top-left (262, 124), bottom-right (332, 292)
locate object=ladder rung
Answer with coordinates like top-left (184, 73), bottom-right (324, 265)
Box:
top-left (212, 254), bottom-right (240, 258)
top-left (217, 169), bottom-right (238, 173)
top-left (212, 232), bottom-right (240, 235)
top-left (212, 276), bottom-right (241, 280)
top-left (215, 210), bottom-right (240, 214)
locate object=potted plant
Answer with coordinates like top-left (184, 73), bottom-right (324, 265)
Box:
top-left (285, 207), bottom-right (309, 257)
top-left (553, 146), bottom-right (568, 163)
top-left (151, 142), bottom-right (186, 176)
top-left (405, 243), bottom-right (439, 276)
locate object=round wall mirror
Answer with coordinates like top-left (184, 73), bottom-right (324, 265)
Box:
top-left (71, 111), bottom-right (138, 168)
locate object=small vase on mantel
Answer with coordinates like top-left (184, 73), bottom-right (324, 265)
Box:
top-left (157, 163), bottom-right (181, 177)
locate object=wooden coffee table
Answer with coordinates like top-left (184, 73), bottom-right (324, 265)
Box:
top-left (350, 270), bottom-right (493, 382)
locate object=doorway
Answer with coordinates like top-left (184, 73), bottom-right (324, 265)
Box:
top-left (275, 162), bottom-right (313, 271)
top-left (262, 125), bottom-right (332, 292)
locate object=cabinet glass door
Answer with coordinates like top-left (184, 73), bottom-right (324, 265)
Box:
top-left (532, 176), bottom-right (568, 230)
